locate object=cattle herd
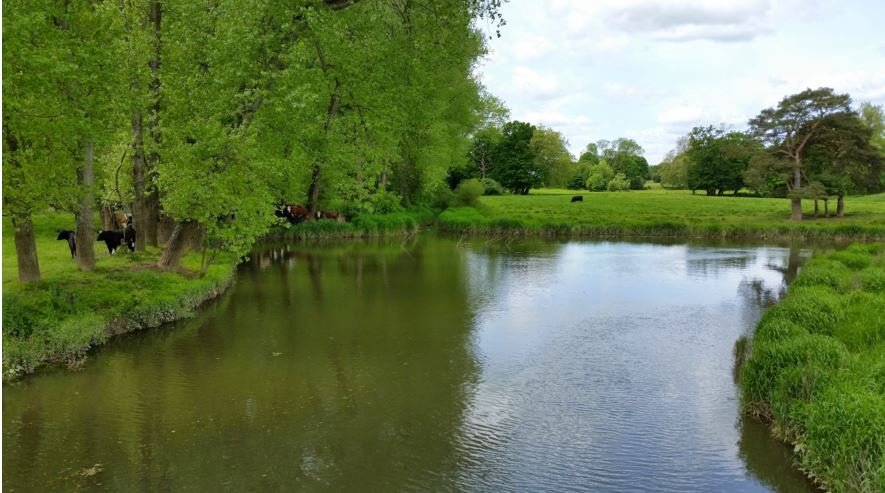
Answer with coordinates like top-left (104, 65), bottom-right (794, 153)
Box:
top-left (274, 204), bottom-right (346, 224)
top-left (57, 205), bottom-right (346, 258)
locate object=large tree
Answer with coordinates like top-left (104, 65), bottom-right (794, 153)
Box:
top-left (685, 126), bottom-right (760, 195)
top-left (491, 121), bottom-right (540, 195)
top-left (748, 88), bottom-right (854, 220)
top-left (531, 126), bottom-right (573, 188)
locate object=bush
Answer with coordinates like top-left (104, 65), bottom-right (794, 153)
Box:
top-left (368, 190), bottom-right (405, 214)
top-left (606, 173), bottom-right (631, 192)
top-left (455, 179), bottom-right (485, 207)
top-left (585, 162), bottom-right (614, 191)
top-left (480, 178), bottom-right (507, 196)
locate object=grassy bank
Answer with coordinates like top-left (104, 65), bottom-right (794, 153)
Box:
top-left (270, 208), bottom-right (435, 240)
top-left (438, 188), bottom-right (885, 240)
top-left (739, 244), bottom-right (885, 492)
top-left (2, 213), bottom-right (237, 381)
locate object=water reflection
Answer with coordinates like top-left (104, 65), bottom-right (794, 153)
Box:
top-left (4, 237), bottom-right (821, 492)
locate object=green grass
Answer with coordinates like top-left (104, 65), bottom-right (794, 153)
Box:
top-left (437, 188), bottom-right (885, 240)
top-left (740, 244), bottom-right (885, 492)
top-left (2, 213), bottom-right (237, 381)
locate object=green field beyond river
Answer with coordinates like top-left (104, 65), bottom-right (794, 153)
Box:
top-left (4, 236), bottom-right (821, 492)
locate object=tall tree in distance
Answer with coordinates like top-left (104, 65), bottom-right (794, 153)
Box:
top-left (491, 121), bottom-right (539, 195)
top-left (748, 87), bottom-right (854, 220)
top-left (530, 126), bottom-right (573, 188)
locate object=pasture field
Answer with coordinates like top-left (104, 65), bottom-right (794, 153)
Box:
top-left (438, 188), bottom-right (885, 239)
top-left (2, 213), bottom-right (236, 381)
top-left (739, 243), bottom-right (885, 493)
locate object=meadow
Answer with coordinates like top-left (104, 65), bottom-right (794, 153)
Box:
top-left (739, 243), bottom-right (885, 492)
top-left (438, 188), bottom-right (885, 240)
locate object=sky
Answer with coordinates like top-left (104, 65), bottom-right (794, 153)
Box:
top-left (476, 0), bottom-right (885, 164)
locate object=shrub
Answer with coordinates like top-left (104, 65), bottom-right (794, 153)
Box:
top-left (585, 162), bottom-right (614, 191)
top-left (455, 179), bottom-right (485, 207)
top-left (480, 178), bottom-right (507, 196)
top-left (606, 173), bottom-right (631, 192)
top-left (368, 190), bottom-right (405, 214)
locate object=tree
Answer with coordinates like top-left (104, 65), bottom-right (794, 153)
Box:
top-left (748, 88), bottom-right (854, 220)
top-left (585, 161), bottom-right (614, 191)
top-left (597, 138), bottom-right (648, 189)
top-left (685, 126), bottom-right (760, 195)
top-left (530, 126), bottom-right (573, 188)
top-left (467, 127), bottom-right (503, 180)
top-left (577, 142), bottom-right (600, 166)
top-left (805, 112), bottom-right (883, 216)
top-left (491, 121), bottom-right (540, 194)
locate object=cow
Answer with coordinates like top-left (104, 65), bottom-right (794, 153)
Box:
top-left (275, 204), bottom-right (310, 224)
top-left (123, 224), bottom-right (136, 252)
top-left (114, 211), bottom-right (132, 228)
top-left (316, 211), bottom-right (345, 223)
top-left (56, 230), bottom-right (77, 258)
top-left (97, 230), bottom-right (126, 255)
top-left (571, 195), bottom-right (584, 203)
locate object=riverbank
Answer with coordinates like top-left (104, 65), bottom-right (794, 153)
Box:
top-left (2, 214), bottom-right (238, 382)
top-left (438, 189), bottom-right (885, 240)
top-left (739, 243), bottom-right (885, 493)
top-left (2, 209), bottom-right (436, 381)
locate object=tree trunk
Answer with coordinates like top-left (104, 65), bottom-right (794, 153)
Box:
top-left (307, 164), bottom-right (322, 217)
top-left (836, 194), bottom-right (845, 217)
top-left (789, 165), bottom-right (802, 221)
top-left (132, 111), bottom-right (148, 251)
top-left (76, 140), bottom-right (97, 271)
top-left (790, 198), bottom-right (803, 221)
top-left (145, 194), bottom-right (160, 246)
top-left (157, 221), bottom-right (200, 269)
top-left (824, 199), bottom-right (829, 217)
top-left (100, 204), bottom-right (116, 230)
top-left (12, 214), bottom-right (41, 283)
top-left (813, 200), bottom-right (819, 217)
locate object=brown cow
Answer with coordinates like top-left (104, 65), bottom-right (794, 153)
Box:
top-left (114, 211), bottom-right (131, 228)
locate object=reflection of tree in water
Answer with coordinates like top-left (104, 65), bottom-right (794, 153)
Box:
top-left (3, 237), bottom-right (481, 492)
top-left (765, 243), bottom-right (806, 286)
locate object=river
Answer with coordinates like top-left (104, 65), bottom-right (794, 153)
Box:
top-left (3, 236), bottom-right (820, 492)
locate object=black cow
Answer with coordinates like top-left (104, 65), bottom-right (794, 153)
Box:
top-left (123, 224), bottom-right (136, 252)
top-left (97, 230), bottom-right (125, 255)
top-left (56, 230), bottom-right (77, 258)
top-left (571, 195), bottom-right (584, 203)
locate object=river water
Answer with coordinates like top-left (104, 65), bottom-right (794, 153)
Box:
top-left (3, 237), bottom-right (819, 492)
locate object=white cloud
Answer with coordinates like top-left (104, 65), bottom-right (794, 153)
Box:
top-left (478, 0), bottom-right (885, 164)
top-left (511, 67), bottom-right (560, 100)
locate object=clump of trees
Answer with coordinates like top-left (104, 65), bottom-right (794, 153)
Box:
top-left (657, 87), bottom-right (883, 220)
top-left (3, 0), bottom-right (507, 282)
top-left (572, 138), bottom-right (649, 191)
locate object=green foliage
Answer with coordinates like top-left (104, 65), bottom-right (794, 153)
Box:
top-left (530, 126), bottom-right (573, 188)
top-left (606, 173), bottom-right (631, 192)
top-left (684, 126), bottom-right (760, 195)
top-left (454, 179), bottom-right (485, 207)
top-left (490, 121), bottom-right (541, 195)
top-left (479, 178), bottom-right (507, 196)
top-left (740, 245), bottom-right (885, 492)
top-left (585, 161), bottom-right (615, 191)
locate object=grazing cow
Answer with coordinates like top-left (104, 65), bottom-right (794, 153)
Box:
top-left (123, 224), bottom-right (136, 252)
top-left (56, 230), bottom-right (77, 258)
top-left (316, 211), bottom-right (345, 223)
top-left (276, 204), bottom-right (310, 224)
top-left (97, 230), bottom-right (126, 255)
top-left (571, 195), bottom-right (584, 203)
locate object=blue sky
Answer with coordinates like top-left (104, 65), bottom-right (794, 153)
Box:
top-left (477, 0), bottom-right (885, 164)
